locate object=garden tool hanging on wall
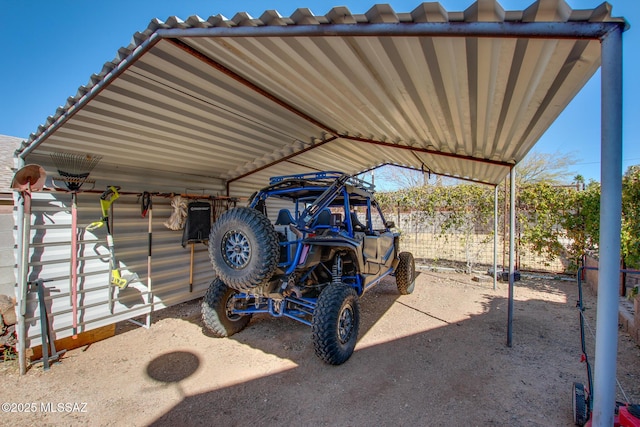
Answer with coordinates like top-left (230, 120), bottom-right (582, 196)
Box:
top-left (87, 186), bottom-right (128, 287)
top-left (50, 152), bottom-right (102, 339)
top-left (87, 186), bottom-right (135, 313)
top-left (11, 164), bottom-right (47, 375)
top-left (11, 164), bottom-right (47, 316)
top-left (141, 192), bottom-right (153, 326)
top-left (182, 201), bottom-right (212, 292)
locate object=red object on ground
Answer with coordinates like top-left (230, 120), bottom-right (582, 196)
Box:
top-left (584, 405), bottom-right (640, 427)
top-left (619, 405), bottom-right (640, 427)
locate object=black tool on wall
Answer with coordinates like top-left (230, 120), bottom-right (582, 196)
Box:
top-left (182, 201), bottom-right (212, 292)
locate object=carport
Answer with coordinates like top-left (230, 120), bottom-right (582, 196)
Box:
top-left (14, 2), bottom-right (626, 425)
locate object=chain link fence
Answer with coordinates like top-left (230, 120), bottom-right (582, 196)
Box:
top-left (391, 210), bottom-right (569, 273)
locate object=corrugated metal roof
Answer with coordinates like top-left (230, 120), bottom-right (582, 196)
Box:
top-left (16, 1), bottom-right (627, 188)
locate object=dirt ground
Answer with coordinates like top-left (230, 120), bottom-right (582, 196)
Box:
top-left (2, 270), bottom-right (640, 426)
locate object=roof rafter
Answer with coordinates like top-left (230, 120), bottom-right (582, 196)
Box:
top-left (358, 162), bottom-right (500, 187)
top-left (166, 37), bottom-right (338, 135)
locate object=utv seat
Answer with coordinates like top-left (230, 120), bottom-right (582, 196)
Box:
top-left (350, 211), bottom-right (367, 232)
top-left (275, 209), bottom-right (295, 225)
top-left (312, 209), bottom-right (332, 231)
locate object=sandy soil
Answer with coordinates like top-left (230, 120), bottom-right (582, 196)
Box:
top-left (2, 270), bottom-right (639, 426)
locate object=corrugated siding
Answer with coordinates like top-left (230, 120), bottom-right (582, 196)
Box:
top-left (21, 165), bottom-right (225, 347)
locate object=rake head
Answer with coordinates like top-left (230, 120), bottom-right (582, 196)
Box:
top-left (50, 152), bottom-right (102, 191)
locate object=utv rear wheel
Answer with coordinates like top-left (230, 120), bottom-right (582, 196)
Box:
top-left (201, 278), bottom-right (251, 337)
top-left (209, 207), bottom-right (280, 292)
top-left (312, 284), bottom-right (360, 365)
top-left (396, 252), bottom-right (416, 295)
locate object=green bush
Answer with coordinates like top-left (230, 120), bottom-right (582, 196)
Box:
top-left (622, 166), bottom-right (640, 269)
top-left (378, 166), bottom-right (640, 272)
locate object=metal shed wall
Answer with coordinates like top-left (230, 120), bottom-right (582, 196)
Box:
top-left (19, 164), bottom-right (225, 347)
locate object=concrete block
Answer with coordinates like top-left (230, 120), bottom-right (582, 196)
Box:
top-left (619, 310), bottom-right (631, 332)
top-left (0, 230), bottom-right (15, 247)
top-left (0, 267), bottom-right (16, 296)
top-left (0, 214), bottom-right (16, 230)
top-left (0, 248), bottom-right (15, 265)
top-left (629, 324), bottom-right (640, 346)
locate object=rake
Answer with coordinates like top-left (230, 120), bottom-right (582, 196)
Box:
top-left (50, 152), bottom-right (102, 192)
top-left (50, 152), bottom-right (102, 339)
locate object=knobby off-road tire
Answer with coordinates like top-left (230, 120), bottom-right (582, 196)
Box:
top-left (209, 207), bottom-right (280, 292)
top-left (201, 278), bottom-right (251, 337)
top-left (312, 283), bottom-right (360, 365)
top-left (572, 382), bottom-right (588, 426)
top-left (396, 251), bottom-right (416, 295)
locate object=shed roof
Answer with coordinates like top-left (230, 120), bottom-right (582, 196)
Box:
top-left (16, 1), bottom-right (626, 188)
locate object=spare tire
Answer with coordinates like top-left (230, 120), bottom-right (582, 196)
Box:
top-left (209, 207), bottom-right (280, 292)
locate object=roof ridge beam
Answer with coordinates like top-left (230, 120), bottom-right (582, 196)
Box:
top-left (156, 21), bottom-right (627, 41)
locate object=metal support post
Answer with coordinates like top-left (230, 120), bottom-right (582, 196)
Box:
top-left (591, 25), bottom-right (623, 427)
top-left (15, 157), bottom-right (27, 375)
top-left (493, 185), bottom-right (498, 290)
top-left (507, 167), bottom-right (515, 347)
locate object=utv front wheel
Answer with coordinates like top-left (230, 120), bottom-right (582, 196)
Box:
top-left (396, 252), bottom-right (416, 295)
top-left (312, 284), bottom-right (360, 365)
top-left (201, 278), bottom-right (251, 337)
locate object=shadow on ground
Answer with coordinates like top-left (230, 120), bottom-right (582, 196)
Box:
top-left (143, 276), bottom-right (586, 427)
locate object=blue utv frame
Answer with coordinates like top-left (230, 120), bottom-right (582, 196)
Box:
top-left (226, 171), bottom-right (396, 326)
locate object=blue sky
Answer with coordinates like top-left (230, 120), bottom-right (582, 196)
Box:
top-left (1, 0), bottom-right (637, 183)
